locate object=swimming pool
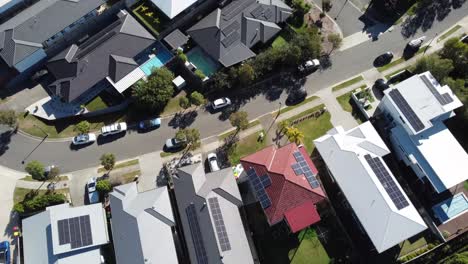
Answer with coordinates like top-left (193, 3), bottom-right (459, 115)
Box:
top-left (186, 46), bottom-right (220, 77)
top-left (138, 41), bottom-right (173, 76)
top-left (432, 193), bottom-right (468, 223)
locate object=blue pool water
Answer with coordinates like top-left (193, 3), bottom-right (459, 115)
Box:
top-left (433, 193), bottom-right (468, 223)
top-left (186, 46), bottom-right (220, 77)
top-left (138, 41), bottom-right (173, 76)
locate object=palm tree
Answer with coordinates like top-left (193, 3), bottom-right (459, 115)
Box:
top-left (285, 126), bottom-right (304, 144)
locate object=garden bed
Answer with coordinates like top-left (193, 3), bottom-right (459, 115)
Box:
top-left (131, 1), bottom-right (169, 36)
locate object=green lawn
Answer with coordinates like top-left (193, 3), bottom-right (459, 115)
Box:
top-left (13, 187), bottom-right (69, 204)
top-left (336, 87), bottom-right (367, 124)
top-left (289, 228), bottom-right (330, 264)
top-left (275, 96), bottom-right (320, 116)
top-left (285, 104), bottom-right (333, 154)
top-left (331, 76), bottom-right (364, 92)
top-left (438, 25), bottom-right (461, 42)
top-left (219, 120), bottom-right (261, 140)
top-left (228, 130), bottom-right (267, 165)
top-left (272, 35), bottom-right (287, 48)
top-left (162, 95), bottom-right (184, 116)
top-left (98, 159), bottom-right (139, 173)
top-left (21, 175), bottom-right (69, 182)
top-left (399, 236), bottom-right (428, 257)
top-left (85, 95), bottom-right (108, 112)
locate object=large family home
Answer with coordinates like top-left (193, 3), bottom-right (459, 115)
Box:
top-left (173, 163), bottom-right (255, 264)
top-left (22, 203), bottom-right (109, 263)
top-left (314, 122), bottom-right (427, 253)
top-left (187, 0), bottom-right (292, 67)
top-left (377, 71), bottom-right (468, 194)
top-left (0, 0), bottom-right (105, 73)
top-left (240, 143), bottom-right (327, 233)
top-left (109, 182), bottom-right (180, 264)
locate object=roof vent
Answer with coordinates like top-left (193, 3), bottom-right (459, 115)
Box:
top-left (117, 9), bottom-right (128, 18)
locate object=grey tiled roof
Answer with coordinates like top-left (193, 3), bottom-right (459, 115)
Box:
top-left (0, 0), bottom-right (104, 67)
top-left (187, 0), bottom-right (292, 67)
top-left (163, 29), bottom-right (189, 50)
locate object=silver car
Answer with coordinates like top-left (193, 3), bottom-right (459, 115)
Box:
top-left (211, 97), bottom-right (231, 110)
top-left (72, 133), bottom-right (96, 145)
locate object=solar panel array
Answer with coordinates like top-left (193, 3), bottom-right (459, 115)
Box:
top-left (364, 154), bottom-right (409, 210)
top-left (222, 0), bottom-right (255, 20)
top-left (420, 75), bottom-right (454, 105)
top-left (186, 204), bottom-right (208, 264)
top-left (221, 31), bottom-right (240, 48)
top-left (208, 197), bottom-right (231, 252)
top-left (389, 89), bottom-right (425, 132)
top-left (247, 168), bottom-right (271, 209)
top-left (222, 21), bottom-right (240, 36)
top-left (292, 151), bottom-right (320, 189)
top-left (250, 5), bottom-right (264, 18)
top-left (260, 174), bottom-right (272, 187)
top-left (57, 215), bottom-right (93, 249)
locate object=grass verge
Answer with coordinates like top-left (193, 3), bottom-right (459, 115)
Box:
top-left (20, 175), bottom-right (69, 182)
top-left (162, 93), bottom-right (185, 116)
top-left (85, 95), bottom-right (108, 112)
top-left (336, 87), bottom-right (367, 124)
top-left (13, 187), bottom-right (69, 204)
top-left (120, 170), bottom-right (141, 184)
top-left (274, 96), bottom-right (320, 116)
top-left (289, 228), bottom-right (330, 264)
top-left (228, 130), bottom-right (267, 165)
top-left (438, 25), bottom-right (461, 42)
top-left (98, 159), bottom-right (139, 173)
top-left (219, 120), bottom-right (261, 141)
top-left (331, 76), bottom-right (364, 92)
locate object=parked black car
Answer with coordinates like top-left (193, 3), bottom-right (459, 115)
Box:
top-left (374, 52), bottom-right (394, 67)
top-left (286, 87), bottom-right (307, 105)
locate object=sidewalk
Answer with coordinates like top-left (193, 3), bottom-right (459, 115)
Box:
top-left (15, 178), bottom-right (70, 190)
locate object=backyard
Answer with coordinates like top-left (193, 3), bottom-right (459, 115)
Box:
top-left (131, 1), bottom-right (169, 36)
top-left (227, 130), bottom-right (266, 165)
top-left (289, 228), bottom-right (330, 264)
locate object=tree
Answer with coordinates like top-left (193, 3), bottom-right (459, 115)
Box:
top-left (47, 166), bottom-right (60, 180)
top-left (293, 27), bottom-right (321, 59)
top-left (96, 179), bottom-right (112, 193)
top-left (75, 121), bottom-right (90, 134)
top-left (278, 120), bottom-right (291, 133)
top-left (212, 72), bottom-right (231, 90)
top-left (195, 69), bottom-right (206, 80)
top-left (132, 67), bottom-right (175, 111)
top-left (322, 0), bottom-right (332, 12)
top-left (100, 153), bottom-right (116, 171)
top-left (291, 0), bottom-right (312, 16)
top-left (0, 110), bottom-right (17, 127)
top-left (179, 96), bottom-right (191, 111)
top-left (327, 33), bottom-right (343, 54)
top-left (440, 37), bottom-right (468, 78)
top-left (176, 128), bottom-right (200, 150)
top-left (411, 55), bottom-right (454, 82)
top-left (285, 126), bottom-right (304, 144)
top-left (229, 111), bottom-right (249, 131)
top-left (237, 63), bottom-right (255, 86)
top-left (281, 44), bottom-right (302, 66)
top-left (190, 91), bottom-right (205, 106)
top-left (25, 160), bottom-right (45, 181)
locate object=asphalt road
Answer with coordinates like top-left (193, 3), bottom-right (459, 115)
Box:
top-left (1, 5), bottom-right (467, 172)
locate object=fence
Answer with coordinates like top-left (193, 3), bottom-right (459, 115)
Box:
top-left (290, 108), bottom-right (327, 126)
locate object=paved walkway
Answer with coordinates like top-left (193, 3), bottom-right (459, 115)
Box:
top-left (15, 179), bottom-right (70, 190)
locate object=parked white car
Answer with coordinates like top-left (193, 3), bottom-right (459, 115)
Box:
top-left (211, 97), bottom-right (231, 110)
top-left (101, 122), bottom-right (127, 136)
top-left (87, 177), bottom-right (99, 204)
top-left (298, 59), bottom-right (320, 72)
top-left (408, 36), bottom-right (426, 48)
top-left (72, 133), bottom-right (96, 145)
top-left (207, 153), bottom-right (220, 172)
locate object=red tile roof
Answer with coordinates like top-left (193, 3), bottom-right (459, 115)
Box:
top-left (284, 201), bottom-right (321, 233)
top-left (240, 143), bottom-right (326, 232)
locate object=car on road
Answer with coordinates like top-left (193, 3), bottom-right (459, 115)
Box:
top-left (101, 122), bottom-right (127, 137)
top-left (87, 177), bottom-right (99, 204)
top-left (72, 133), bottom-right (96, 145)
top-left (138, 118), bottom-right (161, 131)
top-left (207, 153), bottom-right (220, 172)
top-left (286, 87), bottom-right (307, 105)
top-left (165, 137), bottom-right (186, 150)
top-left (0, 241), bottom-right (10, 264)
top-left (374, 52), bottom-right (394, 66)
top-left (211, 97), bottom-right (231, 110)
top-left (407, 36), bottom-right (426, 49)
top-left (374, 79), bottom-right (389, 92)
top-left (298, 59), bottom-right (320, 73)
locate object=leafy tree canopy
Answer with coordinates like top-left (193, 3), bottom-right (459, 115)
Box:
top-left (132, 67), bottom-right (175, 111)
top-left (411, 55), bottom-right (454, 81)
top-left (25, 160), bottom-right (45, 181)
top-left (100, 153), bottom-right (116, 171)
top-left (229, 111), bottom-right (249, 131)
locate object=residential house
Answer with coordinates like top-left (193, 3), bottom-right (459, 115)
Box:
top-left (0, 0), bottom-right (105, 73)
top-left (109, 182), bottom-right (180, 264)
top-left (46, 11), bottom-right (159, 104)
top-left (187, 0), bottom-right (292, 67)
top-left (314, 122), bottom-right (427, 253)
top-left (377, 71), bottom-right (468, 193)
top-left (173, 163), bottom-right (255, 264)
top-left (240, 143), bottom-right (327, 233)
top-left (22, 203), bottom-right (109, 264)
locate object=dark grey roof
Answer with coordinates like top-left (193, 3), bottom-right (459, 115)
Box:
top-left (187, 0), bottom-right (292, 67)
top-left (0, 0), bottom-right (105, 67)
top-left (46, 13), bottom-right (155, 102)
top-left (163, 29), bottom-right (189, 50)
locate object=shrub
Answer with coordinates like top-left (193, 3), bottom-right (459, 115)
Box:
top-left (179, 96), bottom-right (191, 110)
top-left (14, 193), bottom-right (67, 214)
top-left (177, 50), bottom-right (187, 62)
top-left (194, 69), bottom-right (206, 80)
top-left (75, 121), bottom-right (90, 134)
top-left (319, 12), bottom-right (326, 18)
top-left (100, 153), bottom-right (116, 171)
top-left (96, 179), bottom-right (112, 193)
top-left (25, 160), bottom-right (45, 181)
top-left (13, 203), bottom-right (24, 214)
top-left (322, 0), bottom-right (332, 12)
top-left (0, 110), bottom-right (17, 127)
top-left (190, 91), bottom-right (205, 106)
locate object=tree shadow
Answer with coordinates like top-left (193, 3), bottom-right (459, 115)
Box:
top-left (168, 110), bottom-right (198, 129)
top-left (0, 126), bottom-right (15, 156)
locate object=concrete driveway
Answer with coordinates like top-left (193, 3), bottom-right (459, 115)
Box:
top-left (0, 165), bottom-right (23, 241)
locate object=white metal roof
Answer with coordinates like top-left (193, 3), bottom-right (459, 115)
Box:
top-left (172, 75), bottom-right (185, 88)
top-left (314, 122), bottom-right (427, 253)
top-left (150, 0), bottom-right (198, 19)
top-left (107, 66), bottom-right (145, 94)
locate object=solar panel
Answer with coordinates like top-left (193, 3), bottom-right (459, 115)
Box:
top-left (208, 197), bottom-right (231, 252)
top-left (364, 155), bottom-right (409, 210)
top-left (291, 151), bottom-right (320, 189)
top-left (389, 89), bottom-right (425, 132)
top-left (247, 168), bottom-right (271, 209)
top-left (186, 204), bottom-right (208, 264)
top-left (260, 174), bottom-right (272, 187)
top-left (420, 74), bottom-right (454, 105)
top-left (57, 215), bottom-right (92, 249)
top-left (221, 31), bottom-right (240, 48)
top-left (250, 5), bottom-right (264, 18)
top-left (222, 21), bottom-right (240, 36)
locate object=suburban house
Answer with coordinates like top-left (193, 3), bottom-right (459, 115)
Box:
top-left (314, 122), bottom-right (427, 253)
top-left (22, 203), bottom-right (109, 263)
top-left (109, 182), bottom-right (180, 264)
top-left (172, 163), bottom-right (255, 264)
top-left (0, 0), bottom-right (105, 73)
top-left (377, 71), bottom-right (468, 194)
top-left (240, 143), bottom-right (327, 233)
top-left (187, 0), bottom-right (292, 67)
top-left (46, 10), bottom-right (173, 104)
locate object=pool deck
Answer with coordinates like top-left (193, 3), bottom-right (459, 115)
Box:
top-left (435, 183), bottom-right (468, 240)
